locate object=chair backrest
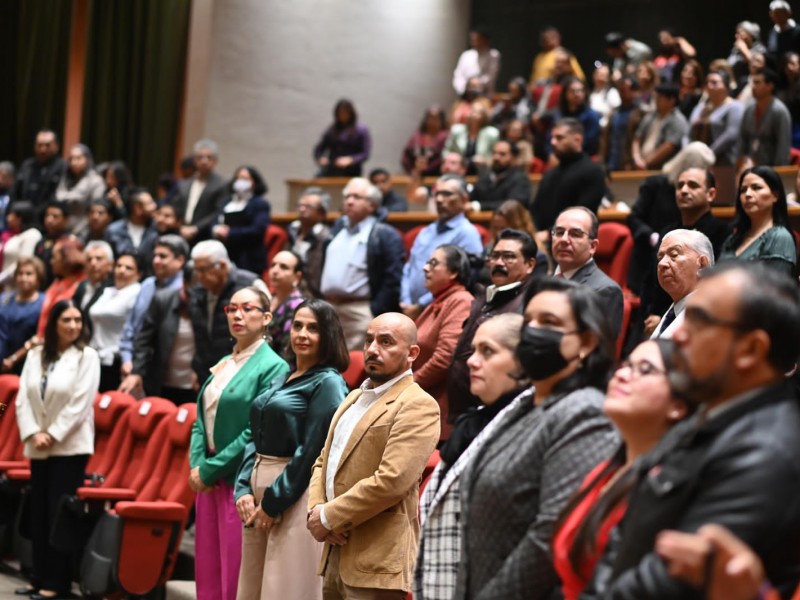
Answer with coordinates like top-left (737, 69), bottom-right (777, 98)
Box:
top-left (135, 402), bottom-right (197, 509)
top-left (341, 350), bottom-right (365, 390)
top-left (472, 223), bottom-right (492, 247)
top-left (86, 391), bottom-right (137, 475)
top-left (263, 225), bottom-right (289, 279)
top-left (0, 375), bottom-right (21, 460)
top-left (596, 222), bottom-right (634, 289)
top-left (402, 225), bottom-right (426, 259)
top-left (99, 397), bottom-right (177, 490)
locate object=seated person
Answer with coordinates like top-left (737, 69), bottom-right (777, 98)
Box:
top-left (443, 101), bottom-right (500, 175)
top-left (491, 77), bottom-right (532, 133)
top-left (153, 202), bottom-right (182, 236)
top-left (449, 76), bottom-right (493, 125)
top-left (0, 257), bottom-right (45, 374)
top-left (0, 201), bottom-right (42, 289)
top-left (35, 235), bottom-right (87, 339)
top-left (369, 168), bottom-right (408, 212)
top-left (401, 105), bottom-right (449, 176)
top-left (471, 140), bottom-right (533, 211)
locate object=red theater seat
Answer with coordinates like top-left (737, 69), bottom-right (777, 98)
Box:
top-left (341, 350), bottom-right (366, 390)
top-left (595, 222), bottom-right (634, 290)
top-left (263, 224), bottom-right (289, 279)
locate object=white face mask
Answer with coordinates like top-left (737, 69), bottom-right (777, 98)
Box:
top-left (233, 178), bottom-right (252, 194)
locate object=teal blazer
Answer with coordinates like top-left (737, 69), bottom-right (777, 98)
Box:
top-left (189, 342), bottom-right (290, 487)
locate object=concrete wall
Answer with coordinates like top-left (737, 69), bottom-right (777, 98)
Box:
top-left (182, 0), bottom-right (470, 210)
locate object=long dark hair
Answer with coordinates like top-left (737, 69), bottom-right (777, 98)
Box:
top-left (42, 299), bottom-right (88, 367)
top-left (729, 166), bottom-right (792, 250)
top-left (229, 165), bottom-right (268, 196)
top-left (559, 77), bottom-right (588, 116)
top-left (552, 338), bottom-right (689, 575)
top-left (331, 99), bottom-right (357, 131)
top-left (522, 277), bottom-right (615, 396)
top-left (284, 299), bottom-right (349, 372)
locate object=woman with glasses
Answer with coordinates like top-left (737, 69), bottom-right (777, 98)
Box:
top-left (189, 286), bottom-right (290, 600)
top-left (454, 278), bottom-right (618, 600)
top-left (415, 313), bottom-right (528, 600)
top-left (414, 244), bottom-right (474, 439)
top-left (719, 166), bottom-right (797, 277)
top-left (234, 299), bottom-right (349, 600)
top-left (552, 338), bottom-right (691, 600)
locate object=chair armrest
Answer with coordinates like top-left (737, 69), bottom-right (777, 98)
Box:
top-left (6, 468), bottom-right (30, 481)
top-left (77, 487), bottom-right (137, 501)
top-left (0, 460), bottom-right (29, 471)
top-left (114, 501), bottom-right (189, 522)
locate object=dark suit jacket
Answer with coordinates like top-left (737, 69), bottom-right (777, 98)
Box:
top-left (222, 195), bottom-right (270, 275)
top-left (471, 167), bottom-right (533, 212)
top-left (571, 260), bottom-right (624, 339)
top-left (174, 172), bottom-right (229, 239)
top-left (104, 219), bottom-right (159, 260)
top-left (602, 382), bottom-right (800, 599)
top-left (327, 217), bottom-right (404, 316)
top-left (131, 286), bottom-right (182, 396)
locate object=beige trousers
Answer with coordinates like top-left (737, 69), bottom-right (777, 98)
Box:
top-left (237, 455), bottom-right (323, 600)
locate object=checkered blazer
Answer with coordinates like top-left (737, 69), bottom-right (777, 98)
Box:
top-left (453, 386), bottom-right (618, 600)
top-left (413, 396), bottom-right (526, 600)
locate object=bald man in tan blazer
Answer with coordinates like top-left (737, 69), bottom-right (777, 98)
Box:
top-left (307, 313), bottom-right (440, 599)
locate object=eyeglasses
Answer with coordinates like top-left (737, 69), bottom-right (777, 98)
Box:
top-left (194, 262), bottom-right (219, 275)
top-left (550, 227), bottom-right (591, 240)
top-left (223, 303), bottom-right (267, 315)
top-left (683, 306), bottom-right (748, 332)
top-left (425, 258), bottom-right (442, 268)
top-left (433, 190), bottom-right (458, 198)
top-left (616, 359), bottom-right (666, 379)
top-left (488, 251), bottom-right (520, 263)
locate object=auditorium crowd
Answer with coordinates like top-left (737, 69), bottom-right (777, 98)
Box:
top-left (3, 3), bottom-right (800, 600)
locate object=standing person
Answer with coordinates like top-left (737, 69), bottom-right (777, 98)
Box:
top-left (306, 312), bottom-right (440, 599)
top-left (35, 236), bottom-right (87, 339)
top-left (267, 250), bottom-right (306, 355)
top-left (189, 286), bottom-right (290, 600)
top-left (552, 339), bottom-right (691, 600)
top-left (738, 68), bottom-right (792, 167)
top-left (175, 139), bottom-right (230, 245)
top-left (454, 278), bottom-right (618, 600)
top-left (14, 299), bottom-right (100, 599)
top-left (687, 71), bottom-right (745, 168)
top-left (415, 314), bottom-right (528, 600)
top-left (88, 252), bottom-right (143, 392)
top-left (287, 187), bottom-right (332, 297)
top-left (313, 99), bottom-right (372, 177)
top-left (0, 258), bottom-right (45, 374)
top-left (0, 201), bottom-right (42, 288)
top-left (235, 299), bottom-right (349, 600)
top-left (212, 165), bottom-right (271, 276)
top-left (402, 105), bottom-right (450, 177)
top-left (452, 27), bottom-right (501, 96)
top-left (719, 166), bottom-right (796, 276)
top-left (13, 129), bottom-right (66, 207)
top-left (55, 143), bottom-right (105, 236)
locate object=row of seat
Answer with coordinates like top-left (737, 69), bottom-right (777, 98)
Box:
top-left (0, 375), bottom-right (197, 597)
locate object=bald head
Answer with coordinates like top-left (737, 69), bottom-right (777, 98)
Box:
top-left (363, 313), bottom-right (420, 383)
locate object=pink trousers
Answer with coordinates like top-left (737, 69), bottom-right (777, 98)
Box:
top-left (195, 481), bottom-right (242, 600)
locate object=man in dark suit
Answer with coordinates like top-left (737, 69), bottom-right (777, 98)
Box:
top-left (552, 206), bottom-right (624, 338)
top-left (73, 240), bottom-right (114, 313)
top-left (174, 139), bottom-right (229, 245)
top-left (13, 129), bottom-right (65, 208)
top-left (471, 140), bottom-right (532, 211)
top-left (596, 262), bottom-right (800, 598)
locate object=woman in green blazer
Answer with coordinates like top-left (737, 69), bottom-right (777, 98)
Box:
top-left (235, 299), bottom-right (349, 600)
top-left (189, 286), bottom-right (289, 600)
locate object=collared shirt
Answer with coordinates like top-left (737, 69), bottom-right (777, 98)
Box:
top-left (650, 293), bottom-right (691, 340)
top-left (184, 179), bottom-right (206, 224)
top-left (320, 216), bottom-right (376, 298)
top-left (452, 48), bottom-right (501, 95)
top-left (118, 272), bottom-right (183, 364)
top-left (320, 369), bottom-right (413, 528)
top-left (401, 213), bottom-right (483, 307)
top-left (484, 280), bottom-right (523, 304)
top-left (554, 258), bottom-right (593, 280)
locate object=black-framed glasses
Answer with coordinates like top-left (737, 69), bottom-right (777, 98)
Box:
top-left (616, 359), bottom-right (666, 379)
top-left (488, 251), bottom-right (520, 263)
top-left (550, 227), bottom-right (591, 240)
top-left (683, 306), bottom-right (748, 332)
top-left (223, 303), bottom-right (268, 315)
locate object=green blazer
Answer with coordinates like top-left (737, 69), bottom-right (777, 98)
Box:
top-left (189, 342), bottom-right (289, 487)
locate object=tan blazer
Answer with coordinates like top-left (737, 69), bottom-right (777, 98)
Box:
top-left (308, 375), bottom-right (440, 592)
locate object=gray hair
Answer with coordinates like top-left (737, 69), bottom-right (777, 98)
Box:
top-left (662, 229), bottom-right (715, 265)
top-left (191, 239), bottom-right (231, 266)
top-left (344, 177), bottom-right (382, 207)
top-left (0, 161), bottom-right (15, 177)
top-left (737, 21), bottom-right (761, 42)
top-left (301, 186), bottom-right (331, 213)
top-left (155, 234), bottom-right (190, 259)
top-left (480, 313), bottom-right (525, 351)
top-left (437, 173), bottom-right (470, 197)
top-left (193, 138), bottom-right (219, 157)
top-left (85, 240), bottom-right (114, 262)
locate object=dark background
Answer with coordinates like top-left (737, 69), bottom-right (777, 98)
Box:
top-left (470, 0), bottom-right (778, 86)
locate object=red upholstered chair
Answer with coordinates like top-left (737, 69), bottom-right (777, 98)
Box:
top-left (472, 223), bottom-right (492, 247)
top-left (341, 350), bottom-right (366, 390)
top-left (402, 225), bottom-right (426, 259)
top-left (80, 403), bottom-right (197, 596)
top-left (263, 224), bottom-right (289, 280)
top-left (0, 376), bottom-right (27, 473)
top-left (420, 449), bottom-right (441, 498)
top-left (596, 222), bottom-right (634, 290)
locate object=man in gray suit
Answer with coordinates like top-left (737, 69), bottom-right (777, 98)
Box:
top-left (174, 139), bottom-right (229, 245)
top-left (552, 206), bottom-right (624, 338)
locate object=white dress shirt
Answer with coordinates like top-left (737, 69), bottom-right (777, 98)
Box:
top-left (320, 369), bottom-right (413, 528)
top-left (650, 293), bottom-right (691, 340)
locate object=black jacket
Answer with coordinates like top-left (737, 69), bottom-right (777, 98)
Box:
top-left (471, 166), bottom-right (532, 212)
top-left (594, 382), bottom-right (800, 599)
top-left (174, 172), bottom-right (230, 239)
top-left (132, 286), bottom-right (183, 395)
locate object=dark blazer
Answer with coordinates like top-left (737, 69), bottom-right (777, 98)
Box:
top-left (131, 286), bottom-right (182, 395)
top-left (187, 267), bottom-right (261, 381)
top-left (600, 382), bottom-right (800, 599)
top-left (471, 166), bottom-right (533, 212)
top-left (220, 195), bottom-right (270, 274)
top-left (571, 260), bottom-right (624, 339)
top-left (174, 172), bottom-right (229, 239)
top-left (328, 217), bottom-right (404, 316)
top-left (104, 219), bottom-right (159, 260)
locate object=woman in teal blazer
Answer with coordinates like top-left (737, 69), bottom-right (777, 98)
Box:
top-left (234, 299), bottom-right (349, 600)
top-left (189, 286), bottom-right (289, 600)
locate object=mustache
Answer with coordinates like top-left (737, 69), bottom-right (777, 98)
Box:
top-left (491, 266), bottom-right (508, 276)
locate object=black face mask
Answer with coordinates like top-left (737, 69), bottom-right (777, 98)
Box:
top-left (516, 325), bottom-right (575, 381)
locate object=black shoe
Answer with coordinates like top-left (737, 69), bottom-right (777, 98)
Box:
top-left (13, 588), bottom-right (37, 597)
top-left (30, 593), bottom-right (76, 600)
